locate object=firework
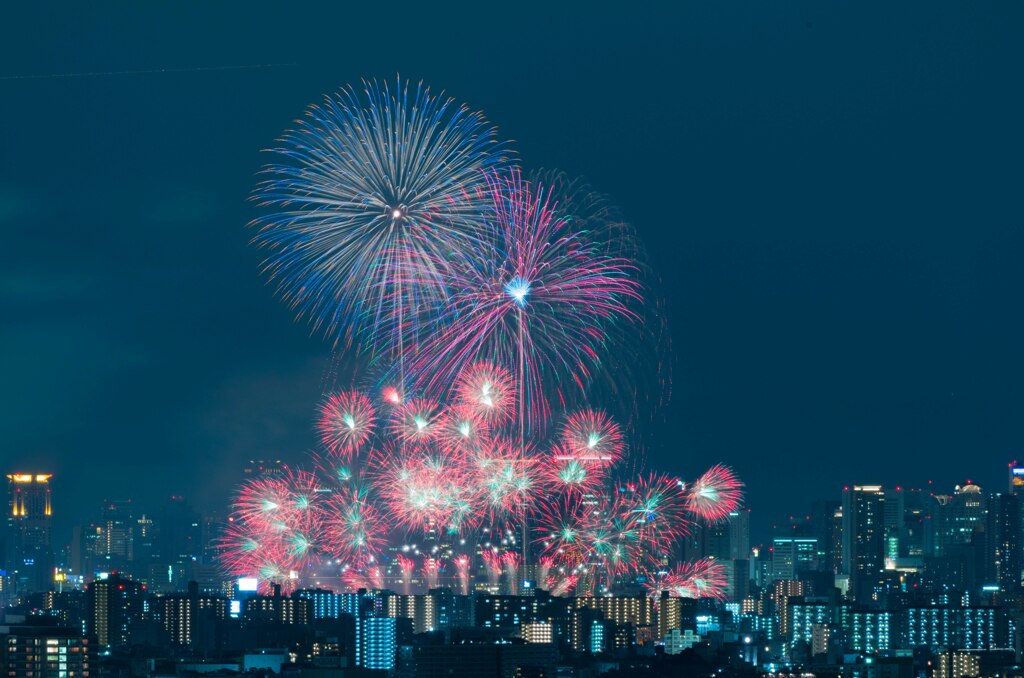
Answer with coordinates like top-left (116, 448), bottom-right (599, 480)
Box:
top-left (318, 391), bottom-right (376, 457)
top-left (324, 486), bottom-right (384, 566)
top-left (390, 398), bottom-right (443, 445)
top-left (251, 78), bottom-right (510, 357)
top-left (471, 438), bottom-right (538, 523)
top-left (502, 552), bottom-right (521, 595)
top-left (646, 559), bottom-right (727, 600)
top-left (455, 362), bottom-right (516, 425)
top-left (687, 464), bottom-right (743, 523)
top-left (627, 473), bottom-right (693, 561)
top-left (482, 549), bottom-right (503, 586)
top-left (396, 554), bottom-right (415, 594)
top-left (422, 557), bottom-right (441, 589)
top-left (371, 444), bottom-right (480, 535)
top-left (435, 404), bottom-right (489, 456)
top-left (455, 555), bottom-right (472, 595)
top-left (543, 448), bottom-right (607, 495)
top-left (561, 409), bottom-right (625, 466)
top-left (408, 168), bottom-right (644, 431)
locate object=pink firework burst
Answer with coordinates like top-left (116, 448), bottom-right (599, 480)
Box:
top-left (470, 437), bottom-right (538, 522)
top-left (372, 447), bottom-right (476, 532)
top-left (543, 447), bottom-right (607, 495)
top-left (455, 362), bottom-right (516, 425)
top-left (687, 464), bottom-right (744, 523)
top-left (324, 486), bottom-right (385, 566)
top-left (435, 404), bottom-right (490, 456)
top-left (318, 391), bottom-right (376, 457)
top-left (561, 409), bottom-right (624, 466)
top-left (407, 168), bottom-right (644, 431)
top-left (646, 558), bottom-right (727, 600)
top-left (626, 473), bottom-right (693, 561)
top-left (390, 398), bottom-right (442, 445)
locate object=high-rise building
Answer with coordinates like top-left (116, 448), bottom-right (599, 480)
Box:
top-left (842, 485), bottom-right (886, 601)
top-left (6, 473), bottom-right (54, 594)
top-left (993, 493), bottom-right (1022, 592)
top-left (86, 573), bottom-right (145, 647)
top-left (929, 483), bottom-right (987, 558)
top-left (99, 500), bottom-right (134, 569)
top-left (357, 617), bottom-right (396, 670)
top-left (772, 537), bottom-right (818, 581)
top-left (0, 620), bottom-right (95, 678)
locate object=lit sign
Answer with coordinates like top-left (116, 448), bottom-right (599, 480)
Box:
top-left (237, 577), bottom-right (258, 592)
top-left (230, 600), bottom-right (241, 617)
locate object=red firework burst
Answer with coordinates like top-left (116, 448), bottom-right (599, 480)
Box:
top-left (318, 391), bottom-right (376, 457)
top-left (390, 398), bottom-right (442, 445)
top-left (645, 558), bottom-right (728, 600)
top-left (454, 362), bottom-right (516, 425)
top-left (561, 409), bottom-right (624, 466)
top-left (687, 464), bottom-right (744, 523)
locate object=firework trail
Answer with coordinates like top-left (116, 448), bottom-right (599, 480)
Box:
top-left (482, 549), bottom-right (503, 588)
top-left (455, 555), bottom-right (472, 595)
top-left (551, 574), bottom-right (578, 597)
top-left (396, 554), bottom-right (415, 595)
top-left (502, 551), bottom-right (521, 595)
top-left (250, 77), bottom-right (511, 366)
top-left (422, 557), bottom-right (441, 590)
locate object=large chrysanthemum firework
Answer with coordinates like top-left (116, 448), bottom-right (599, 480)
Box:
top-left (251, 78), bottom-right (511, 356)
top-left (408, 168), bottom-right (644, 431)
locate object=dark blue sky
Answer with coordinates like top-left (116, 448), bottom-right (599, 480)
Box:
top-left (2, 3), bottom-right (1022, 543)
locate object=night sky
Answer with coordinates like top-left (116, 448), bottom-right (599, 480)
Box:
top-left (3, 4), bottom-right (1023, 544)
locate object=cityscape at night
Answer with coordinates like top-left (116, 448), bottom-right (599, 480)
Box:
top-left (3, 3), bottom-right (1024, 678)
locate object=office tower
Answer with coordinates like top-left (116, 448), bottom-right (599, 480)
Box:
top-left (993, 493), bottom-right (1022, 592)
top-left (810, 500), bottom-right (840, 573)
top-left (0, 620), bottom-right (95, 678)
top-left (6, 473), bottom-right (54, 594)
top-left (99, 499), bottom-right (134, 569)
top-left (842, 485), bottom-right (886, 601)
top-left (86, 573), bottom-right (145, 647)
top-left (772, 537), bottom-right (818, 581)
top-left (1009, 462), bottom-right (1024, 495)
top-left (929, 483), bottom-right (987, 558)
top-left (882, 487), bottom-right (905, 561)
top-left (729, 509), bottom-right (752, 559)
top-left (771, 580), bottom-right (807, 637)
